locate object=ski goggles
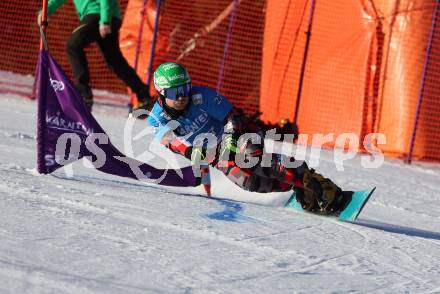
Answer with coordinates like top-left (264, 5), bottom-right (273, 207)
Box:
top-left (160, 83), bottom-right (192, 100)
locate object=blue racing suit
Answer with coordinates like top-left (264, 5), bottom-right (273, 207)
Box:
top-left (146, 86), bottom-right (303, 193)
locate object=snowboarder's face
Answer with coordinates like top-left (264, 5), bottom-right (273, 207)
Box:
top-left (165, 95), bottom-right (189, 110)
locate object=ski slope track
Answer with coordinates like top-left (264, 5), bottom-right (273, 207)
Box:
top-left (1, 85), bottom-right (440, 293)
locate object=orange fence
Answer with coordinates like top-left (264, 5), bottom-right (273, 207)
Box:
top-left (260, 0), bottom-right (440, 162)
top-left (372, 0), bottom-right (439, 162)
top-left (411, 1), bottom-right (440, 163)
top-left (0, 0), bottom-right (439, 162)
top-left (0, 0), bottom-right (129, 95)
top-left (143, 0), bottom-right (265, 114)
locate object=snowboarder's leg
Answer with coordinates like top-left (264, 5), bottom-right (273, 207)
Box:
top-left (215, 160), bottom-right (292, 193)
top-left (241, 141), bottom-right (350, 214)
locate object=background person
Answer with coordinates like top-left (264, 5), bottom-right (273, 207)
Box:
top-left (38, 0), bottom-right (154, 112)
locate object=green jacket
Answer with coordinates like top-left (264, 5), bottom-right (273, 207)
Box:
top-left (47, 0), bottom-right (121, 24)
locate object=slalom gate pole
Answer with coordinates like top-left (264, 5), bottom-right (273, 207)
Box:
top-left (32, 0), bottom-right (49, 99)
top-left (145, 0), bottom-right (162, 89)
top-left (37, 0), bottom-right (49, 173)
top-left (293, 0), bottom-right (316, 125)
top-left (39, 0), bottom-right (49, 50)
top-left (216, 0), bottom-right (238, 92)
top-left (406, 0), bottom-right (439, 164)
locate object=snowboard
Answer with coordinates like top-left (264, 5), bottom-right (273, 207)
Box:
top-left (285, 187), bottom-right (376, 222)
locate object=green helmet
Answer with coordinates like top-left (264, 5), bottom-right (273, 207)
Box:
top-left (153, 62), bottom-right (191, 93)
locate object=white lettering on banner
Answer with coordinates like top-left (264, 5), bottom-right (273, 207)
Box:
top-left (45, 154), bottom-right (56, 167)
top-left (46, 112), bottom-right (94, 135)
top-left (50, 78), bottom-right (65, 92)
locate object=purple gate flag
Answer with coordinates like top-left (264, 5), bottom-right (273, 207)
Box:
top-left (36, 49), bottom-right (198, 187)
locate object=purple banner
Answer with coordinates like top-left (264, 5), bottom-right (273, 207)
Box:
top-left (36, 50), bottom-right (198, 187)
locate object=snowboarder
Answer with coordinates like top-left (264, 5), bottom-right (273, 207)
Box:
top-left (146, 62), bottom-right (352, 215)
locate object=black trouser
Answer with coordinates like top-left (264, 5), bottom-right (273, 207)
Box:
top-left (215, 138), bottom-right (343, 213)
top-left (66, 14), bottom-right (146, 102)
top-left (214, 138), bottom-right (305, 193)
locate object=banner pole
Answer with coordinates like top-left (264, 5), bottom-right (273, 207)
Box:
top-left (39, 0), bottom-right (49, 50)
top-left (32, 0), bottom-right (49, 99)
top-left (37, 0), bottom-right (49, 173)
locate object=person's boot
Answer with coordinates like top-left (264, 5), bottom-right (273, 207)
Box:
top-left (295, 168), bottom-right (350, 215)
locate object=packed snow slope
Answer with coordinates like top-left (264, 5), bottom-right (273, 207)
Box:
top-left (1, 93), bottom-right (440, 293)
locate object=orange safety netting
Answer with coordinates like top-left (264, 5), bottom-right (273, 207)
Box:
top-left (0, 1), bottom-right (41, 96)
top-left (0, 0), bottom-right (439, 162)
top-left (121, 0), bottom-right (265, 114)
top-left (119, 0), bottom-right (166, 105)
top-left (411, 2), bottom-right (440, 162)
top-left (260, 0), bottom-right (440, 162)
top-left (374, 0), bottom-right (437, 160)
top-left (0, 0), bottom-right (130, 97)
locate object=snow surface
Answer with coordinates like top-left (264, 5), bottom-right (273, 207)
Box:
top-left (1, 84), bottom-right (440, 293)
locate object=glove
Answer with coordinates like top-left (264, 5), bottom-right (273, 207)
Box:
top-left (216, 133), bottom-right (240, 165)
top-left (186, 146), bottom-right (218, 166)
top-left (221, 108), bottom-right (244, 157)
top-left (189, 146), bottom-right (206, 162)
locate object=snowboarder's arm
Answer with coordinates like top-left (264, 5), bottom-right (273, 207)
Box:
top-left (160, 130), bottom-right (192, 159)
top-left (147, 113), bottom-right (201, 160)
top-left (220, 108), bottom-right (249, 156)
top-left (160, 131), bottom-right (213, 165)
top-left (224, 108), bottom-right (246, 134)
top-left (217, 108), bottom-right (266, 163)
top-left (224, 107), bottom-right (264, 135)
